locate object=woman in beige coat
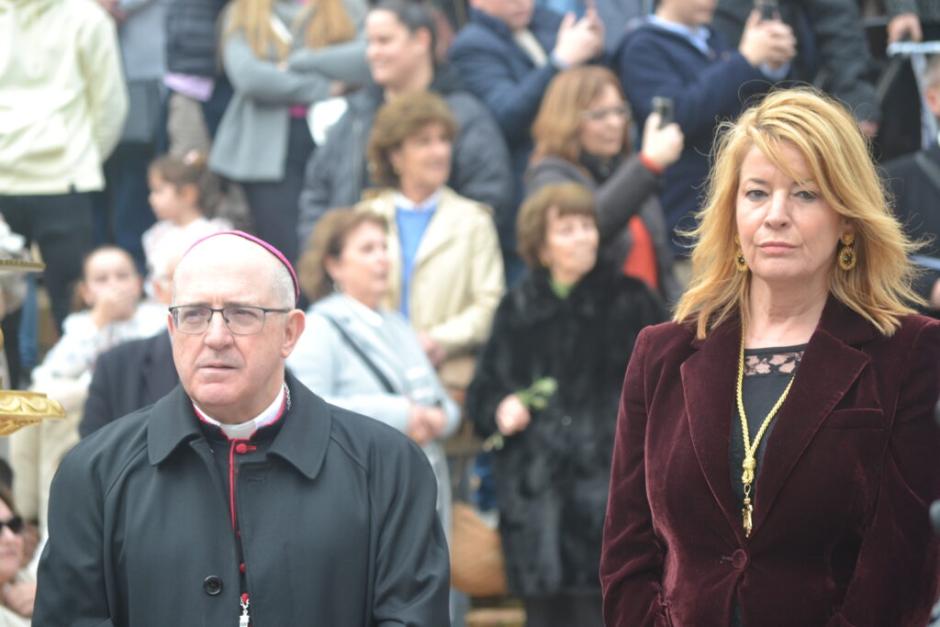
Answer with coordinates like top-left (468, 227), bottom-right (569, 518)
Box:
top-left (355, 91), bottom-right (504, 390)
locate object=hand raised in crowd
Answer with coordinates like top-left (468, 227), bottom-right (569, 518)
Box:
top-left (640, 112), bottom-right (684, 171)
top-left (495, 394), bottom-right (531, 436)
top-left (89, 285), bottom-right (138, 329)
top-left (553, 10), bottom-right (605, 68)
top-left (738, 10), bottom-right (796, 70)
top-left (888, 12), bottom-right (923, 43)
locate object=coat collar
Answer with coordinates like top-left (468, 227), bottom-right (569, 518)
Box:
top-left (512, 266), bottom-right (610, 324)
top-left (147, 373), bottom-right (332, 480)
top-left (365, 187), bottom-right (485, 307)
top-left (469, 6), bottom-right (559, 49)
top-left (681, 296), bottom-right (877, 541)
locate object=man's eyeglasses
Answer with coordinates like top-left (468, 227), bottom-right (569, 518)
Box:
top-left (582, 105), bottom-right (630, 122)
top-left (169, 305), bottom-right (291, 335)
top-left (0, 516), bottom-right (23, 535)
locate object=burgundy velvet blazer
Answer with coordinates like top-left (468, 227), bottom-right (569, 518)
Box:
top-left (600, 297), bottom-right (940, 627)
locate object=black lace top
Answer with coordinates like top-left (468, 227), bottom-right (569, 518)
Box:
top-left (729, 345), bottom-right (805, 627)
top-left (729, 345), bottom-right (806, 507)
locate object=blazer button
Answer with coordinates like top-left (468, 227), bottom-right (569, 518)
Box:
top-left (731, 549), bottom-right (748, 570)
top-left (203, 575), bottom-right (223, 596)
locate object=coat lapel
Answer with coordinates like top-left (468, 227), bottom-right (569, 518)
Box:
top-left (412, 189), bottom-right (461, 268)
top-left (681, 319), bottom-right (743, 534)
top-left (750, 300), bottom-right (874, 535)
top-left (680, 298), bottom-right (877, 540)
top-left (364, 188), bottom-right (461, 312)
top-left (324, 297), bottom-right (408, 393)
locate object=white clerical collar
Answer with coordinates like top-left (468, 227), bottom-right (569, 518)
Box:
top-left (393, 189), bottom-right (441, 212)
top-left (195, 384), bottom-right (289, 440)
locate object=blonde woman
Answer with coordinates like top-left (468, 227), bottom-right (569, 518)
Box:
top-left (209, 0), bottom-right (370, 262)
top-left (600, 88), bottom-right (940, 626)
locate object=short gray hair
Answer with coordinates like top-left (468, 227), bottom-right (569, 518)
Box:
top-left (270, 262), bottom-right (296, 309)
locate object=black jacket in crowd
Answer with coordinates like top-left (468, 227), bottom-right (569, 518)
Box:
top-left (883, 141), bottom-right (940, 310)
top-left (296, 66), bottom-right (514, 249)
top-left (711, 0), bottom-right (880, 122)
top-left (79, 331), bottom-right (179, 439)
top-left (466, 265), bottom-right (666, 597)
top-left (165, 0), bottom-right (228, 77)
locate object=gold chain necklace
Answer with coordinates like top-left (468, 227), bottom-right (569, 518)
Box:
top-left (736, 330), bottom-right (795, 537)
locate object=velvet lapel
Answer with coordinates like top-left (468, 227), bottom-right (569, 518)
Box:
top-left (680, 298), bottom-right (877, 540)
top-left (681, 317), bottom-right (742, 535)
top-left (750, 299), bottom-right (874, 536)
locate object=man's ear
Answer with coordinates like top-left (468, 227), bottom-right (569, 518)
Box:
top-left (281, 309), bottom-right (306, 358)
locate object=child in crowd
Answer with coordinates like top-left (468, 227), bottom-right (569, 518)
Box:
top-left (143, 151), bottom-right (231, 296)
top-left (31, 246), bottom-right (166, 386)
top-left (15, 246), bottom-right (167, 533)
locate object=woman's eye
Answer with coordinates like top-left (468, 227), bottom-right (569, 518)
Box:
top-left (794, 190), bottom-right (818, 201)
top-left (744, 189), bottom-right (767, 200)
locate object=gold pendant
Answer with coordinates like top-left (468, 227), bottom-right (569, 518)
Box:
top-left (741, 456), bottom-right (756, 485)
top-left (742, 496), bottom-right (753, 537)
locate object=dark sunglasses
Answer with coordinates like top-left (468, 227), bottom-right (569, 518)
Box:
top-left (0, 516), bottom-right (23, 535)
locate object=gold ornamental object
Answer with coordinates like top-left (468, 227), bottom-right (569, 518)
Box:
top-left (0, 259), bottom-right (64, 434)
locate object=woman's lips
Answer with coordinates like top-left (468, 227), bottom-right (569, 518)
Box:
top-left (759, 242), bottom-right (796, 254)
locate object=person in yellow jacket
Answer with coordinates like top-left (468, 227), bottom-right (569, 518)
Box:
top-left (0, 0), bottom-right (128, 331)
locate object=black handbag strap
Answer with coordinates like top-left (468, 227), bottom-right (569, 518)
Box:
top-left (321, 314), bottom-right (397, 395)
top-left (915, 152), bottom-right (940, 194)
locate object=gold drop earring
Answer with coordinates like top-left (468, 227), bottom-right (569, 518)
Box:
top-left (838, 233), bottom-right (857, 271)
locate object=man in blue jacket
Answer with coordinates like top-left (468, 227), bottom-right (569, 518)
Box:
top-left (617, 0), bottom-right (794, 268)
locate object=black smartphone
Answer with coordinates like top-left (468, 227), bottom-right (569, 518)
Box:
top-left (651, 96), bottom-right (674, 128)
top-left (757, 0), bottom-right (779, 21)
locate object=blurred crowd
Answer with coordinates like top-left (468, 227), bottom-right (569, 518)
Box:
top-left (0, 0), bottom-right (938, 623)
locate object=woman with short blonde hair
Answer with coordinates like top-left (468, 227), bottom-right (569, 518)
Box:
top-left (601, 88), bottom-right (940, 627)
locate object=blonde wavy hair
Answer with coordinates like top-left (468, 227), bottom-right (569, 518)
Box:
top-left (674, 88), bottom-right (921, 338)
top-left (225, 0), bottom-right (356, 61)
